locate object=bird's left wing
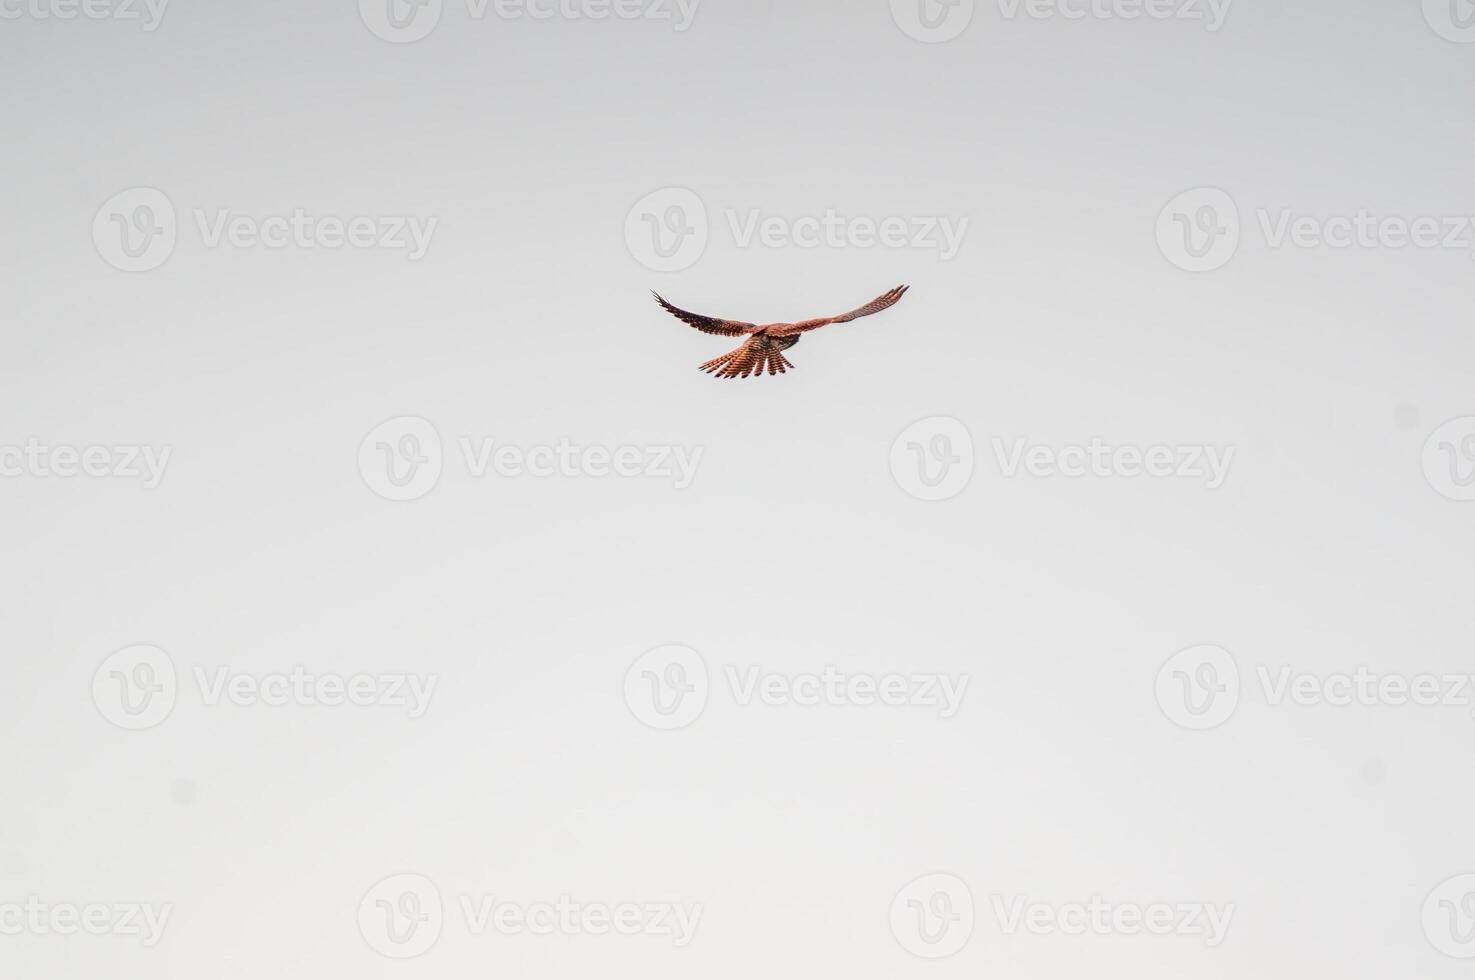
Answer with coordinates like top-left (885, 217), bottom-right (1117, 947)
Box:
top-left (652, 292), bottom-right (756, 337)
top-left (779, 285), bottom-right (910, 334)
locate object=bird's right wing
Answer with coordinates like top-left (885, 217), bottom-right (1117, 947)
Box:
top-left (652, 292), bottom-right (756, 337)
top-left (782, 285), bottom-right (910, 334)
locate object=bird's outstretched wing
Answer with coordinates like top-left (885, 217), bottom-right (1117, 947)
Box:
top-left (652, 292), bottom-right (756, 337)
top-left (777, 285), bottom-right (910, 335)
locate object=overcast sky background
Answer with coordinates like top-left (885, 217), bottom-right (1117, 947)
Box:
top-left (2, 0), bottom-right (1474, 977)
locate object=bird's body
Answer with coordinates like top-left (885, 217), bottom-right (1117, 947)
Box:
top-left (652, 285), bottom-right (910, 378)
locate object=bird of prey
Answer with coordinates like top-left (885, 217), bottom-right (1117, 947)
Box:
top-left (652, 285), bottom-right (910, 378)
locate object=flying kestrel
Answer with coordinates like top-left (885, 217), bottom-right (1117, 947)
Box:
top-left (652, 285), bottom-right (910, 378)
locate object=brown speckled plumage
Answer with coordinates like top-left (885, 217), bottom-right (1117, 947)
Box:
top-left (652, 285), bottom-right (910, 379)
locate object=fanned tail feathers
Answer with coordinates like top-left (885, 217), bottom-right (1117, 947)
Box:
top-left (700, 336), bottom-right (795, 378)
